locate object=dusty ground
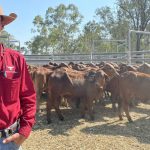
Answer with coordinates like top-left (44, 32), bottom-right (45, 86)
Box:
top-left (22, 101), bottom-right (150, 150)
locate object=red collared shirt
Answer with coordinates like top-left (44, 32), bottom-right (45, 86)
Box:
top-left (0, 44), bottom-right (36, 138)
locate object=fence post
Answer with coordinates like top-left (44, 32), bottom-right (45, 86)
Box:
top-left (91, 40), bottom-right (94, 63)
top-left (128, 30), bottom-right (131, 65)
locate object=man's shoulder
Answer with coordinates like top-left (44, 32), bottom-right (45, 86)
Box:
top-left (6, 48), bottom-right (24, 59)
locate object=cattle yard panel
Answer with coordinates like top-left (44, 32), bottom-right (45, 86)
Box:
top-left (24, 50), bottom-right (150, 65)
top-left (92, 39), bottom-right (127, 53)
top-left (128, 30), bottom-right (150, 64)
top-left (91, 39), bottom-right (127, 63)
top-left (24, 29), bottom-right (150, 65)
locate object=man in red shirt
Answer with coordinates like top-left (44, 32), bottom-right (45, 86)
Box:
top-left (0, 6), bottom-right (36, 149)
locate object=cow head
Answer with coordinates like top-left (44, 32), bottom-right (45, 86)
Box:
top-left (102, 63), bottom-right (119, 80)
top-left (85, 70), bottom-right (107, 91)
top-left (85, 70), bottom-right (96, 82)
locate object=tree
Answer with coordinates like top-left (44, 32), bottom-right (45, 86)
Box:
top-left (96, 6), bottom-right (130, 40)
top-left (77, 20), bottom-right (102, 53)
top-left (0, 30), bottom-right (10, 46)
top-left (95, 6), bottom-right (128, 52)
top-left (27, 4), bottom-right (83, 54)
top-left (96, 6), bottom-right (115, 38)
top-left (0, 30), bottom-right (19, 49)
top-left (117, 0), bottom-right (150, 51)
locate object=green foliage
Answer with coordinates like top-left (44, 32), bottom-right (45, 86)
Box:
top-left (27, 4), bottom-right (83, 54)
top-left (117, 0), bottom-right (150, 51)
top-left (117, 0), bottom-right (150, 31)
top-left (26, 1), bottom-right (150, 54)
top-left (77, 20), bottom-right (102, 53)
top-left (0, 30), bottom-right (19, 50)
top-left (0, 30), bottom-right (10, 46)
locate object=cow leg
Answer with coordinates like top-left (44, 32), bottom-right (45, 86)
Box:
top-left (46, 92), bottom-right (52, 124)
top-left (111, 98), bottom-right (117, 112)
top-left (118, 101), bottom-right (123, 121)
top-left (76, 98), bottom-right (80, 109)
top-left (89, 107), bottom-right (94, 120)
top-left (36, 92), bottom-right (41, 113)
top-left (54, 96), bottom-right (64, 121)
top-left (111, 95), bottom-right (117, 112)
top-left (87, 100), bottom-right (94, 121)
top-left (112, 103), bottom-right (117, 112)
top-left (123, 101), bottom-right (133, 122)
top-left (80, 100), bottom-right (86, 119)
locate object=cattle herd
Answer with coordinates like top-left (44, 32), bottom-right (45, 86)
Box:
top-left (28, 61), bottom-right (150, 124)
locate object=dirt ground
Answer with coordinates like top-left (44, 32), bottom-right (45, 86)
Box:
top-left (22, 101), bottom-right (150, 150)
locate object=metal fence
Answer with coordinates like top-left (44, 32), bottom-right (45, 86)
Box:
top-left (24, 50), bottom-right (150, 65)
top-left (23, 30), bottom-right (150, 65)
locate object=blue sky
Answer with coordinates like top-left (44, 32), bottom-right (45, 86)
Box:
top-left (1, 0), bottom-right (116, 47)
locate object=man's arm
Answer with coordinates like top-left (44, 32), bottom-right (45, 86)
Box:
top-left (3, 56), bottom-right (36, 145)
top-left (18, 56), bottom-right (36, 138)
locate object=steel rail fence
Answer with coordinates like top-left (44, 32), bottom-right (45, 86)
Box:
top-left (24, 50), bottom-right (150, 65)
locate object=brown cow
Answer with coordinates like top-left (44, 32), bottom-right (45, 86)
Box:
top-left (137, 63), bottom-right (150, 74)
top-left (27, 65), bottom-right (38, 80)
top-left (46, 68), bottom-right (108, 123)
top-left (33, 66), bottom-right (52, 112)
top-left (101, 63), bottom-right (119, 79)
top-left (105, 75), bottom-right (120, 112)
top-left (103, 63), bottom-right (138, 111)
top-left (46, 69), bottom-right (74, 123)
top-left (117, 71), bottom-right (150, 122)
top-left (101, 63), bottom-right (120, 110)
top-left (119, 63), bottom-right (137, 73)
